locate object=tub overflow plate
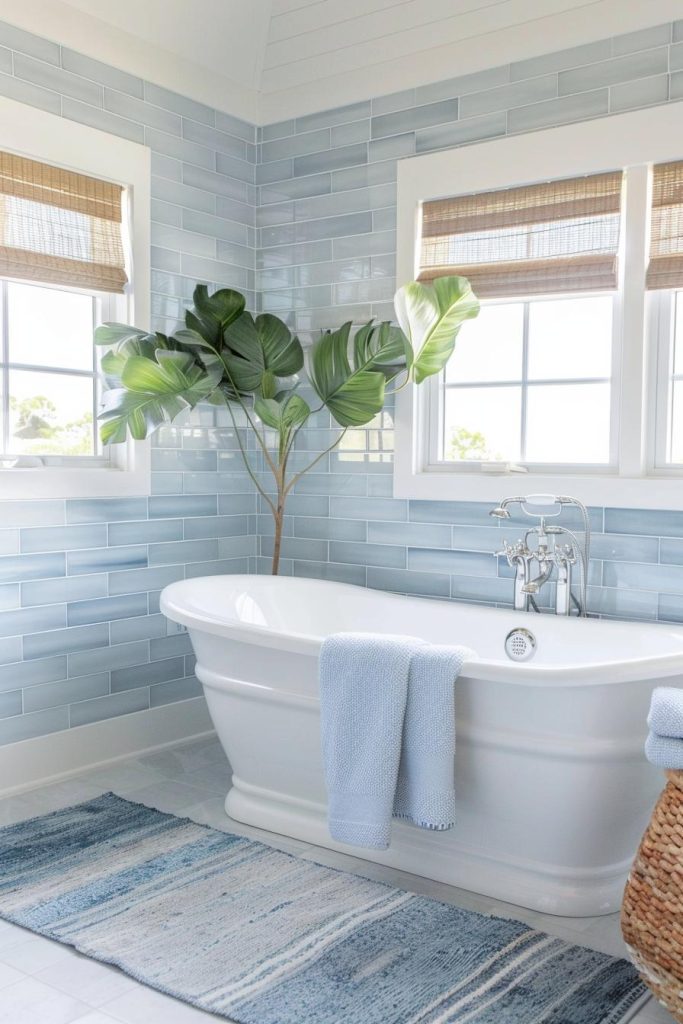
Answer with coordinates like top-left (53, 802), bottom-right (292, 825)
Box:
top-left (504, 628), bottom-right (536, 662)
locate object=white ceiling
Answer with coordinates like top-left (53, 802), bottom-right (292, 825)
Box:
top-left (0, 0), bottom-right (681, 124)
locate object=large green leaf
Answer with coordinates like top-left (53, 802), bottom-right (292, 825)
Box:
top-left (187, 284), bottom-right (245, 345)
top-left (254, 393), bottom-right (310, 433)
top-left (222, 311), bottom-right (303, 396)
top-left (307, 322), bottom-right (386, 427)
top-left (352, 320), bottom-right (413, 380)
top-left (94, 323), bottom-right (152, 347)
top-left (394, 275), bottom-right (479, 384)
top-left (98, 349), bottom-right (221, 443)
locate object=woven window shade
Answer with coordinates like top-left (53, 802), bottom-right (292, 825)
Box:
top-left (646, 161), bottom-right (683, 290)
top-left (419, 171), bottom-right (623, 298)
top-left (0, 151), bottom-right (127, 293)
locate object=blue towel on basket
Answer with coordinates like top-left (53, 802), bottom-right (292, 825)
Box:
top-left (645, 687), bottom-right (683, 769)
top-left (319, 633), bottom-right (468, 850)
top-left (647, 686), bottom-right (683, 737)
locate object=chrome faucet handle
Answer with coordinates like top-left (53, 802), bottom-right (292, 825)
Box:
top-left (496, 538), bottom-right (529, 561)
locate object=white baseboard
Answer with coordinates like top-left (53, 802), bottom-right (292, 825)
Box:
top-left (0, 697), bottom-right (215, 797)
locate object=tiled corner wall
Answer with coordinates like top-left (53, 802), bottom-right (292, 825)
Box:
top-left (3, 16), bottom-right (683, 750)
top-left (254, 20), bottom-right (683, 625)
top-left (0, 20), bottom-right (258, 746)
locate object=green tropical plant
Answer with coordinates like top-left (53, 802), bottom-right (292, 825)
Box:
top-left (95, 277), bottom-right (479, 574)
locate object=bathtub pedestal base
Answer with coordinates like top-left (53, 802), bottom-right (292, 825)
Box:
top-left (225, 777), bottom-right (631, 919)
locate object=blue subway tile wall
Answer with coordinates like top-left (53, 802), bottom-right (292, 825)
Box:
top-left (0, 20), bottom-right (257, 746)
top-left (254, 21), bottom-right (683, 624)
top-left (3, 17), bottom-right (683, 750)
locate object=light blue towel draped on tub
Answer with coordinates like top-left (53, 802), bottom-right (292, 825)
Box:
top-left (319, 632), bottom-right (468, 850)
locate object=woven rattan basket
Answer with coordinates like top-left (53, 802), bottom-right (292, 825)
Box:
top-left (622, 769), bottom-right (683, 1022)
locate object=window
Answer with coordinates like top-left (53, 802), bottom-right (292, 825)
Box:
top-left (394, 101), bottom-right (683, 508)
top-left (0, 280), bottom-right (117, 462)
top-left (0, 94), bottom-right (150, 498)
top-left (441, 295), bottom-right (613, 467)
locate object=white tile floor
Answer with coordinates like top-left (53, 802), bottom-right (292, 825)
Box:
top-left (0, 734), bottom-right (675, 1024)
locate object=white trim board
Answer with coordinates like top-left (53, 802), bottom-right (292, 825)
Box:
top-left (0, 697), bottom-right (214, 798)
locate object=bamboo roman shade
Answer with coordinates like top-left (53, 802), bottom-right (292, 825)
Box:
top-left (646, 161), bottom-right (683, 290)
top-left (419, 170), bottom-right (623, 298)
top-left (0, 151), bottom-right (127, 293)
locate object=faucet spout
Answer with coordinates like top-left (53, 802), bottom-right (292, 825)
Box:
top-left (521, 564), bottom-right (553, 594)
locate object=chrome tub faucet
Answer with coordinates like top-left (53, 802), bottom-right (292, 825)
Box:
top-left (491, 494), bottom-right (590, 616)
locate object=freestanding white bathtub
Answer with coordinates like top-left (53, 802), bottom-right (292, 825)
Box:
top-left (160, 574), bottom-right (683, 917)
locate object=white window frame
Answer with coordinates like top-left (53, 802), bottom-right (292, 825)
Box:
top-left (0, 94), bottom-right (151, 498)
top-left (394, 100), bottom-right (683, 510)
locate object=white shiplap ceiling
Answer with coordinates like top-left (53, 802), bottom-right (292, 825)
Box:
top-left (0, 0), bottom-right (681, 123)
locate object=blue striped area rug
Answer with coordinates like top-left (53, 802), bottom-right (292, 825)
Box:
top-left (0, 793), bottom-right (646, 1024)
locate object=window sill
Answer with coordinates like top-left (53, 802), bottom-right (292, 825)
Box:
top-left (0, 442), bottom-right (150, 499)
top-left (393, 466), bottom-right (683, 510)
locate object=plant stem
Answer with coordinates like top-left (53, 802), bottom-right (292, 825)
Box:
top-left (224, 398), bottom-right (276, 517)
top-left (284, 428), bottom-right (347, 497)
top-left (271, 491), bottom-right (285, 575)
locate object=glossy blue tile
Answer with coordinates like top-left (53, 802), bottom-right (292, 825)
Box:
top-left (108, 564), bottom-right (185, 596)
top-left (183, 515), bottom-right (250, 539)
top-left (0, 689), bottom-right (22, 719)
top-left (0, 638), bottom-right (21, 666)
top-left (20, 524), bottom-right (107, 553)
top-left (150, 676), bottom-right (202, 706)
top-left (367, 567), bottom-right (450, 598)
top-left (150, 634), bottom-right (193, 660)
top-left (292, 560), bottom-right (367, 586)
top-left (21, 574), bottom-right (108, 607)
top-left (0, 530), bottom-right (20, 555)
top-left (329, 541), bottom-right (405, 568)
top-left (1, 501), bottom-right (65, 532)
top-left (0, 604), bottom-right (64, 639)
top-left (149, 539), bottom-right (218, 565)
top-left (217, 494), bottom-right (256, 515)
top-left (260, 536), bottom-right (327, 561)
top-left (660, 538), bottom-right (683, 564)
top-left (293, 517), bottom-right (366, 542)
top-left (602, 560), bottom-right (683, 593)
top-left (68, 640), bottom-right (149, 677)
top-left (149, 495), bottom-right (217, 518)
top-left (0, 552), bottom-right (65, 584)
top-left (108, 519), bottom-right (183, 546)
top-left (67, 546), bottom-right (148, 575)
top-left (0, 707), bottom-right (69, 745)
top-left (66, 498), bottom-right (148, 524)
top-left (185, 558), bottom-right (250, 578)
top-left (110, 614), bottom-right (168, 645)
top-left (24, 673), bottom-right (110, 713)
top-left (590, 533), bottom-right (659, 562)
top-left (450, 576), bottom-right (512, 603)
top-left (24, 623), bottom-right (110, 660)
top-left (330, 496), bottom-right (407, 521)
top-left (70, 688), bottom-right (149, 728)
top-left (586, 586), bottom-right (658, 620)
top-left (0, 656), bottom-right (66, 693)
top-left (111, 656), bottom-right (185, 693)
top-left (67, 593), bottom-right (148, 626)
top-left (658, 594), bottom-right (683, 623)
top-left (218, 536), bottom-right (256, 559)
top-left (605, 508), bottom-right (683, 537)
top-left (408, 548), bottom-right (498, 576)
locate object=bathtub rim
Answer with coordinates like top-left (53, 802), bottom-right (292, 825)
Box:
top-left (160, 574), bottom-right (683, 687)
